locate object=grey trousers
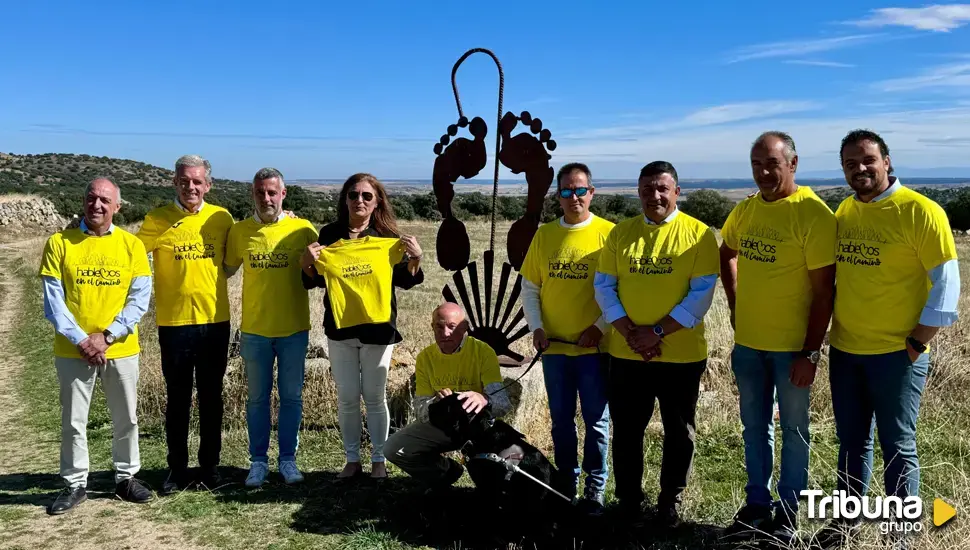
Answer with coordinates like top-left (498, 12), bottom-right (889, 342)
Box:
top-left (56, 355), bottom-right (140, 488)
top-left (385, 421), bottom-right (460, 485)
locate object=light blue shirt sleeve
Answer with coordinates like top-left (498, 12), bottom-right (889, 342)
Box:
top-left (42, 276), bottom-right (89, 346)
top-left (669, 274), bottom-right (718, 329)
top-left (105, 275), bottom-right (153, 338)
top-left (920, 259), bottom-right (961, 327)
top-left (593, 272), bottom-right (627, 323)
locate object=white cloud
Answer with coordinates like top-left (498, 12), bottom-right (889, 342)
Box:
top-left (876, 61), bottom-right (970, 91)
top-left (725, 34), bottom-right (880, 63)
top-left (784, 59), bottom-right (857, 68)
top-left (852, 4), bottom-right (970, 32)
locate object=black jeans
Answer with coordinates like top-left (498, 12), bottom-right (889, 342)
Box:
top-left (608, 357), bottom-right (706, 508)
top-left (158, 321), bottom-right (230, 472)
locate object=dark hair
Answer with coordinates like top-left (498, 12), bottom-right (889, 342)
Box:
top-left (752, 131), bottom-right (797, 162)
top-left (840, 129), bottom-right (894, 175)
top-left (337, 173), bottom-right (400, 237)
top-left (556, 162), bottom-right (592, 191)
top-left (639, 161), bottom-right (679, 184)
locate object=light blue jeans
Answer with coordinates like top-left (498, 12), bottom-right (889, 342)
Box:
top-left (542, 353), bottom-right (610, 496)
top-left (731, 344), bottom-right (811, 510)
top-left (241, 330), bottom-right (309, 464)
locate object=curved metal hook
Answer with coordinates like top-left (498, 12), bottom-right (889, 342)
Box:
top-left (450, 47), bottom-right (504, 252)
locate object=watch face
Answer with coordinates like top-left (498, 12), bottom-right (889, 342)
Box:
top-left (653, 325), bottom-right (663, 335)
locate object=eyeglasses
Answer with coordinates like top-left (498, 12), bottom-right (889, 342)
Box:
top-left (348, 191), bottom-right (374, 202)
top-left (558, 187), bottom-right (592, 199)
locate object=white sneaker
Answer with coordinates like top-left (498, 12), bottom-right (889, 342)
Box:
top-left (245, 462), bottom-right (269, 488)
top-left (279, 461), bottom-right (304, 485)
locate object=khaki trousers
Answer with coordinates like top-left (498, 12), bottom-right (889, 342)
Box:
top-left (55, 354), bottom-right (140, 488)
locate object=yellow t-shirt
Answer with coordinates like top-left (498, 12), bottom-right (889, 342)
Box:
top-left (597, 212), bottom-right (720, 363)
top-left (721, 187), bottom-right (837, 352)
top-left (136, 202), bottom-right (234, 327)
top-left (225, 216), bottom-right (319, 338)
top-left (415, 336), bottom-right (504, 395)
top-left (520, 215), bottom-right (615, 356)
top-left (39, 228), bottom-right (152, 359)
top-left (314, 236), bottom-right (406, 329)
top-left (831, 186), bottom-right (957, 355)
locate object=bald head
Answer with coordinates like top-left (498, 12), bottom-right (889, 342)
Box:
top-left (83, 177), bottom-right (122, 234)
top-left (432, 302), bottom-right (468, 354)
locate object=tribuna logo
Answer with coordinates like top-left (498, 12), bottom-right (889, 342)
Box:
top-left (802, 490), bottom-right (924, 535)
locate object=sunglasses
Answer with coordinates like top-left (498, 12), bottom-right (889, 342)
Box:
top-left (348, 191), bottom-right (374, 202)
top-left (558, 187), bottom-right (592, 199)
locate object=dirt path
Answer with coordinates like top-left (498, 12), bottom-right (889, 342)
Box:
top-left (0, 242), bottom-right (207, 550)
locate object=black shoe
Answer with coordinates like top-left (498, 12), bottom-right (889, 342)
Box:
top-left (423, 459), bottom-right (464, 496)
top-left (654, 502), bottom-right (681, 529)
top-left (765, 503), bottom-right (800, 548)
top-left (197, 467), bottom-right (223, 490)
top-left (614, 499), bottom-right (644, 523)
top-left (722, 504), bottom-right (773, 543)
top-left (48, 486), bottom-right (87, 515)
top-left (811, 518), bottom-right (862, 549)
top-left (577, 488), bottom-right (606, 517)
top-left (161, 469), bottom-right (191, 495)
top-left (116, 478), bottom-right (154, 504)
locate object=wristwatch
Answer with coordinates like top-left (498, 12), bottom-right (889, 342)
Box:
top-left (103, 329), bottom-right (116, 346)
top-left (653, 325), bottom-right (665, 339)
top-left (801, 349), bottom-right (821, 365)
top-left (907, 336), bottom-right (927, 354)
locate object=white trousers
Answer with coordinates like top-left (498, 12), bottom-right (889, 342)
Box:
top-left (56, 355), bottom-right (140, 488)
top-left (327, 338), bottom-right (393, 463)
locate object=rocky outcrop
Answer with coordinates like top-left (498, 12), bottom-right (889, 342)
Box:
top-left (0, 196), bottom-right (69, 229)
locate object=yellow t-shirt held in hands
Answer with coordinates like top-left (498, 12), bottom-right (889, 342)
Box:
top-left (226, 216), bottom-right (319, 338)
top-left (415, 336), bottom-right (504, 396)
top-left (721, 186), bottom-right (837, 352)
top-left (136, 203), bottom-right (234, 327)
top-left (314, 236), bottom-right (406, 329)
top-left (520, 215), bottom-right (615, 356)
top-left (39, 228), bottom-right (152, 359)
top-left (831, 186), bottom-right (957, 355)
top-left (597, 213), bottom-right (720, 363)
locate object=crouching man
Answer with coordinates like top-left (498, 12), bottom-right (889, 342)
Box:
top-left (386, 302), bottom-right (511, 488)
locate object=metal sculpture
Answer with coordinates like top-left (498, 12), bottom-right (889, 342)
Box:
top-left (432, 48), bottom-right (557, 364)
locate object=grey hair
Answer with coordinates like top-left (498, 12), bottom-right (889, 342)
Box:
top-left (752, 131), bottom-right (797, 163)
top-left (85, 176), bottom-right (121, 202)
top-left (253, 167), bottom-right (285, 188)
top-left (175, 154), bottom-right (212, 183)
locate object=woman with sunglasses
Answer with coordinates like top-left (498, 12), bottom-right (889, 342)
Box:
top-left (299, 173), bottom-right (424, 481)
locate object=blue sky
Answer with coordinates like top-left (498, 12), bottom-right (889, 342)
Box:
top-left (1, 1), bottom-right (969, 181)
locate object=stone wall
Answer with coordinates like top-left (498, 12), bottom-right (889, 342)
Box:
top-left (0, 196), bottom-right (69, 229)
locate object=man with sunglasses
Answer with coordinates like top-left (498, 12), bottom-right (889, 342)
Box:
top-left (521, 163), bottom-right (614, 515)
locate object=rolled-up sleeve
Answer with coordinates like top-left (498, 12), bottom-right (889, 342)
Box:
top-left (593, 272), bottom-right (627, 323)
top-left (669, 274), bottom-right (718, 329)
top-left (43, 276), bottom-right (89, 346)
top-left (920, 259), bottom-right (960, 327)
top-left (106, 275), bottom-right (152, 338)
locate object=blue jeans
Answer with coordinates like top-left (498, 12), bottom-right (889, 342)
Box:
top-left (241, 330), bottom-right (309, 463)
top-left (731, 344), bottom-right (811, 509)
top-left (830, 347), bottom-right (928, 499)
top-left (542, 353), bottom-right (610, 495)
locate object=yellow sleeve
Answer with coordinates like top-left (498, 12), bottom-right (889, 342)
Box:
top-left (597, 225), bottom-right (619, 277)
top-left (804, 206), bottom-right (837, 270)
top-left (692, 227), bottom-right (721, 278)
top-left (477, 342), bottom-right (503, 387)
top-left (915, 200), bottom-right (958, 271)
top-left (130, 237), bottom-right (152, 277)
top-left (519, 229), bottom-right (543, 286)
top-left (135, 213), bottom-right (159, 252)
top-left (414, 351), bottom-right (434, 396)
top-left (388, 238), bottom-right (406, 264)
top-left (225, 226), bottom-right (243, 268)
top-left (39, 234), bottom-right (64, 279)
top-left (720, 202), bottom-right (742, 250)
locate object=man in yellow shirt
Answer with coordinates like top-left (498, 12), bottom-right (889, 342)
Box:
top-left (815, 130), bottom-right (961, 549)
top-left (719, 133), bottom-right (836, 546)
top-left (520, 162), bottom-right (613, 514)
top-left (225, 168), bottom-right (319, 488)
top-left (593, 161), bottom-right (720, 527)
top-left (137, 155), bottom-right (234, 494)
top-left (40, 178), bottom-right (154, 514)
top-left (385, 303), bottom-right (511, 488)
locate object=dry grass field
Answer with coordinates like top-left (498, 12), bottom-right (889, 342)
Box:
top-left (2, 217), bottom-right (970, 549)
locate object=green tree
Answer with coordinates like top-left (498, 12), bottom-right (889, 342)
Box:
top-left (680, 189), bottom-right (736, 229)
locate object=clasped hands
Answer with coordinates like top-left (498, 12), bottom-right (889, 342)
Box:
top-left (434, 388), bottom-right (489, 414)
top-left (76, 332), bottom-right (110, 366)
top-left (625, 325), bottom-right (663, 362)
